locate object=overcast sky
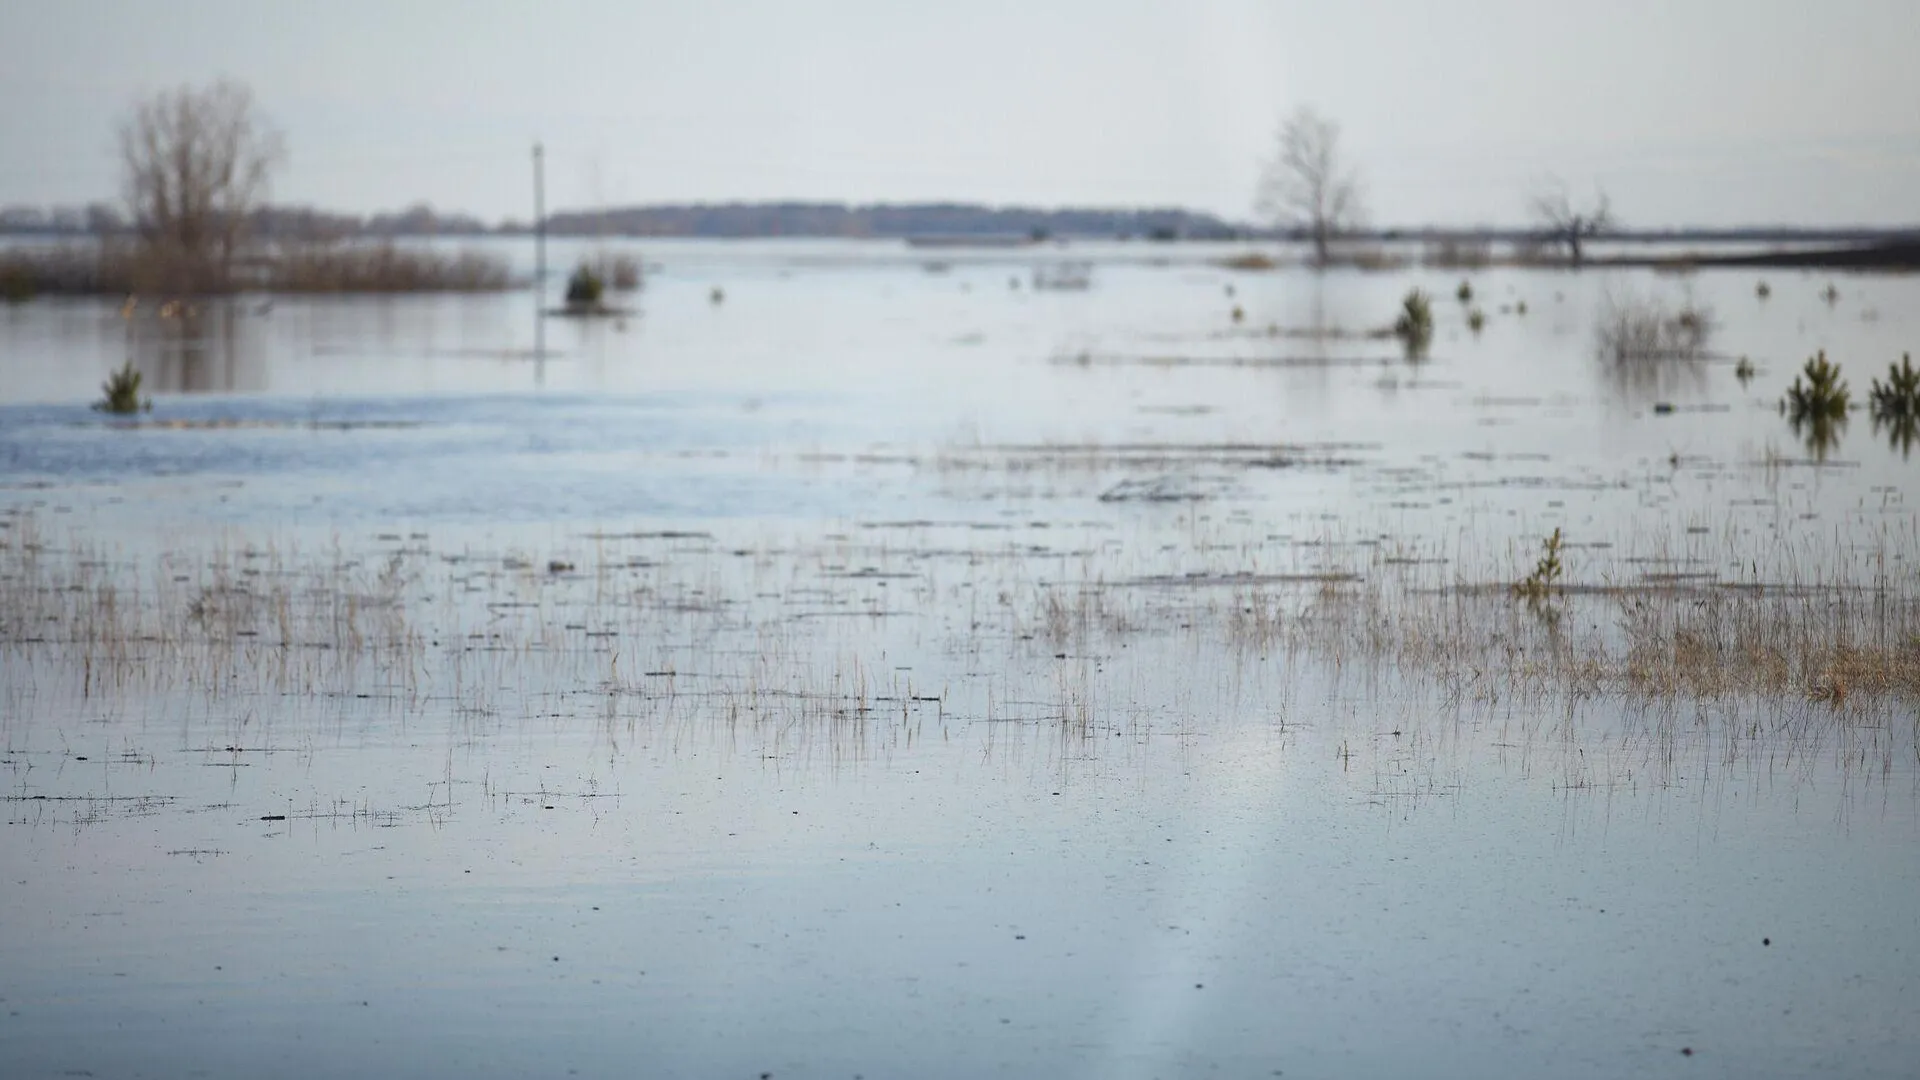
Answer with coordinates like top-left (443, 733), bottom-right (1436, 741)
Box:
top-left (2, 0), bottom-right (1916, 227)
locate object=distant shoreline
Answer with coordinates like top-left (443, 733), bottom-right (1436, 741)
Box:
top-left (2, 200), bottom-right (1915, 245)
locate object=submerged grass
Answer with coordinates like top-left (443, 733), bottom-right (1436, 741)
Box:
top-left (3, 506), bottom-right (1916, 814)
top-left (7, 509), bottom-right (1916, 713)
top-left (263, 241), bottom-right (510, 292)
top-left (0, 240), bottom-right (511, 297)
top-left (1596, 288), bottom-right (1714, 363)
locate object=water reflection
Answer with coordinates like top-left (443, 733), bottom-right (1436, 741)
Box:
top-left (1601, 350), bottom-right (1707, 404)
top-left (127, 301), bottom-right (261, 394)
top-left (1874, 413), bottom-right (1918, 460)
top-left (1788, 411), bottom-right (1848, 462)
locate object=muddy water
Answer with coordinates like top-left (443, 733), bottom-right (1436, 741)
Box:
top-left (2, 241), bottom-right (1917, 1078)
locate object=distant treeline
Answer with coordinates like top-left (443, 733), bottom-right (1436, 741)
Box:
top-left (2, 200), bottom-right (1912, 244)
top-left (0, 201), bottom-right (1243, 241)
top-left (538, 202), bottom-right (1246, 240)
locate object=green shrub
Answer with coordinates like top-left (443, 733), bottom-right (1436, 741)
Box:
top-left (1393, 289), bottom-right (1434, 357)
top-left (1782, 350), bottom-right (1849, 423)
top-left (1781, 351), bottom-right (1850, 460)
top-left (565, 262), bottom-right (604, 306)
top-left (1466, 307), bottom-right (1486, 334)
top-left (93, 361), bottom-right (149, 415)
top-left (1456, 280), bottom-right (1473, 303)
top-left (1869, 353), bottom-right (1919, 420)
top-left (1512, 528), bottom-right (1564, 602)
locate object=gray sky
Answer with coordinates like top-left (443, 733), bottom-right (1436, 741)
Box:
top-left (3, 0), bottom-right (1916, 226)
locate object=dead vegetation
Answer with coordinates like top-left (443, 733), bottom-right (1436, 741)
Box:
top-left (1596, 288), bottom-right (1714, 363)
top-left (3, 504), bottom-right (1914, 805)
top-left (0, 240), bottom-right (511, 296)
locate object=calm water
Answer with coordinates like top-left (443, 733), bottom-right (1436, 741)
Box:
top-left (2, 240), bottom-right (1916, 1078)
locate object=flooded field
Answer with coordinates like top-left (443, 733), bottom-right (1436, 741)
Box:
top-left (3, 240), bottom-right (1917, 1078)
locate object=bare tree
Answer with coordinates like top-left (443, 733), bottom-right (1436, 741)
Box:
top-left (1529, 178), bottom-right (1613, 267)
top-left (1255, 106), bottom-right (1364, 267)
top-left (119, 80), bottom-right (285, 294)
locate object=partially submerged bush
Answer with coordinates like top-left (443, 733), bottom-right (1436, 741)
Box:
top-left (1782, 350), bottom-right (1850, 423)
top-left (1512, 528), bottom-right (1565, 603)
top-left (1466, 307), bottom-right (1486, 334)
top-left (1393, 288), bottom-right (1433, 358)
top-left (1782, 351), bottom-right (1850, 460)
top-left (1869, 356), bottom-right (1919, 460)
top-left (93, 360), bottom-right (150, 415)
top-left (1869, 353), bottom-right (1918, 420)
top-left (1455, 280), bottom-right (1473, 303)
top-left (566, 263), bottom-right (605, 306)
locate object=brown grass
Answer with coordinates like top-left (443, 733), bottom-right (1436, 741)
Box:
top-left (1216, 252), bottom-right (1279, 271)
top-left (259, 241), bottom-right (510, 292)
top-left (3, 507), bottom-right (1914, 802)
top-left (0, 240), bottom-right (511, 297)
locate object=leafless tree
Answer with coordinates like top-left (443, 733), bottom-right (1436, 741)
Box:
top-left (1529, 178), bottom-right (1613, 267)
top-left (119, 80), bottom-right (285, 293)
top-left (1255, 106), bottom-right (1364, 267)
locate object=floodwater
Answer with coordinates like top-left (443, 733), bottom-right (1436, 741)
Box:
top-left (2, 240), bottom-right (1917, 1078)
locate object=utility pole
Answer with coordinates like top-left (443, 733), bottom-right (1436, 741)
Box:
top-left (532, 141), bottom-right (546, 380)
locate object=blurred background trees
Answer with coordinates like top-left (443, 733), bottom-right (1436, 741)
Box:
top-left (118, 79), bottom-right (285, 294)
top-left (1255, 105), bottom-right (1364, 267)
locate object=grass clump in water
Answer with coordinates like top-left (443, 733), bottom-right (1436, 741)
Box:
top-left (92, 361), bottom-right (150, 415)
top-left (1511, 527), bottom-right (1565, 603)
top-left (1456, 280), bottom-right (1473, 303)
top-left (1393, 289), bottom-right (1434, 358)
top-left (1596, 290), bottom-right (1713, 363)
top-left (265, 242), bottom-right (510, 292)
top-left (1218, 252), bottom-right (1278, 271)
top-left (1466, 307), bottom-right (1486, 334)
